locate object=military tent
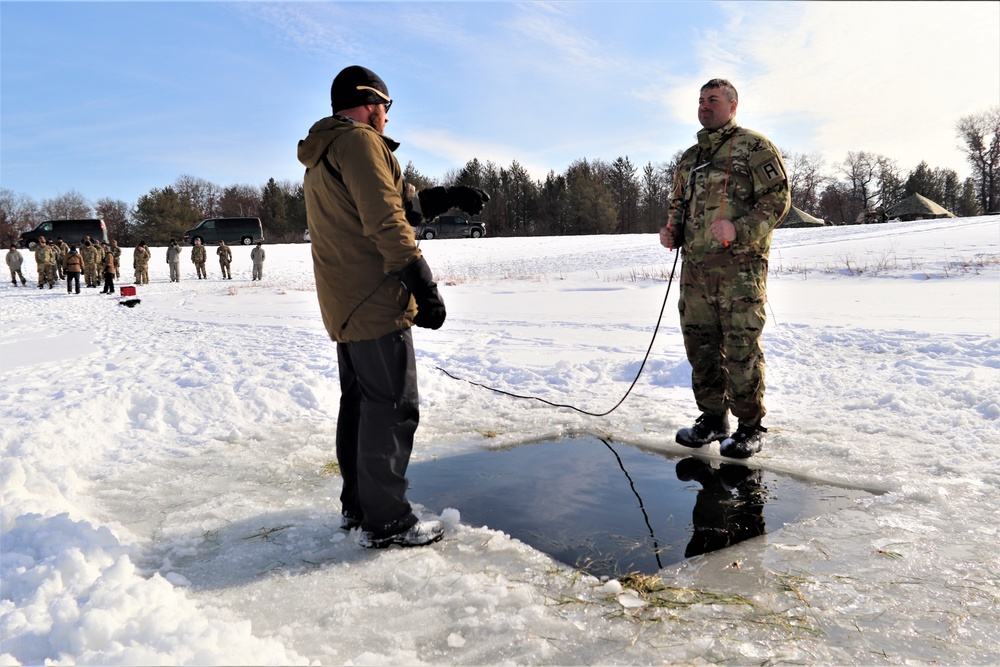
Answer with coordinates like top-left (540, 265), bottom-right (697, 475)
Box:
top-left (885, 193), bottom-right (954, 222)
top-left (781, 206), bottom-right (826, 228)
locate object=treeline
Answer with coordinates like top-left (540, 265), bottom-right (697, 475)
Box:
top-left (2, 106), bottom-right (997, 247)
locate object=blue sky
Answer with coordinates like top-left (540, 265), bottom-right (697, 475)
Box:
top-left (2, 1), bottom-right (998, 205)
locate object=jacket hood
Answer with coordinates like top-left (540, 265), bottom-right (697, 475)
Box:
top-left (298, 116), bottom-right (399, 170)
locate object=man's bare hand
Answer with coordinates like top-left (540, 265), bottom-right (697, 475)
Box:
top-left (659, 226), bottom-right (679, 250)
top-left (710, 219), bottom-right (736, 244)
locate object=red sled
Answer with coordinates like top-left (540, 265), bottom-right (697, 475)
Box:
top-left (120, 286), bottom-right (137, 297)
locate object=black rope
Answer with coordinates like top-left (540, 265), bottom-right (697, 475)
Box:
top-left (435, 247), bottom-right (681, 417)
top-left (597, 437), bottom-right (663, 570)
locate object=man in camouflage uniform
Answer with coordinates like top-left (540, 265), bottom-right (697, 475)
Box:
top-left (660, 78), bottom-right (790, 459)
top-left (82, 241), bottom-right (100, 288)
top-left (55, 237), bottom-right (70, 279)
top-left (134, 241), bottom-right (151, 284)
top-left (33, 237), bottom-right (56, 289)
top-left (191, 238), bottom-right (207, 279)
top-left (110, 240), bottom-right (122, 279)
top-left (217, 240), bottom-right (232, 279)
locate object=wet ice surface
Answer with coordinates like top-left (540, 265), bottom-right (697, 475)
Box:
top-left (408, 435), bottom-right (875, 578)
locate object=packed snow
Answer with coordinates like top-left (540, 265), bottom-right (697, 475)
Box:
top-left (2, 216), bottom-right (998, 665)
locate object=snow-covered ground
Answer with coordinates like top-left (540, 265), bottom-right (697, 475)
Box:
top-left (2, 216), bottom-right (998, 666)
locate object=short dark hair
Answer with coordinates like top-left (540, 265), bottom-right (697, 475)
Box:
top-left (702, 78), bottom-right (738, 103)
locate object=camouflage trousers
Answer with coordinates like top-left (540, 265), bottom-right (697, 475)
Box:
top-left (38, 264), bottom-right (56, 287)
top-left (86, 263), bottom-right (101, 287)
top-left (135, 265), bottom-right (149, 285)
top-left (194, 261), bottom-right (207, 279)
top-left (678, 258), bottom-right (768, 424)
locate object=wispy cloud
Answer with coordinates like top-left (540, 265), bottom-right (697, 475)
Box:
top-left (680, 1), bottom-right (1000, 172)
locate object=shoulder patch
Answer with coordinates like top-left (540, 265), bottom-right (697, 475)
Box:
top-left (750, 148), bottom-right (786, 187)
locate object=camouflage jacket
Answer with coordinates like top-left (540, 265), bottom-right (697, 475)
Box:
top-left (217, 246), bottom-right (232, 263)
top-left (34, 245), bottom-right (54, 266)
top-left (133, 246), bottom-right (150, 267)
top-left (81, 245), bottom-right (99, 266)
top-left (670, 119), bottom-right (790, 265)
top-left (191, 244), bottom-right (207, 263)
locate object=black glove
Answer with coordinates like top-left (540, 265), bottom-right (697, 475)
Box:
top-left (417, 187), bottom-right (450, 220)
top-left (416, 185), bottom-right (491, 220)
top-left (392, 256), bottom-right (446, 330)
top-left (447, 185), bottom-right (490, 215)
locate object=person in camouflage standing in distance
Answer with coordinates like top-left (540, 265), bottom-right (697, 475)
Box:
top-left (110, 240), bottom-right (122, 279)
top-left (660, 78), bottom-right (790, 459)
top-left (217, 240), bottom-right (232, 279)
top-left (33, 237), bottom-right (56, 289)
top-left (46, 241), bottom-right (60, 285)
top-left (82, 241), bottom-right (100, 288)
top-left (133, 241), bottom-right (151, 285)
top-left (55, 237), bottom-right (69, 279)
top-left (191, 238), bottom-right (207, 279)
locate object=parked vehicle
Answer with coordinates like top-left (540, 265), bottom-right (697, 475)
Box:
top-left (182, 217), bottom-right (264, 245)
top-left (18, 219), bottom-right (109, 248)
top-left (414, 215), bottom-right (486, 240)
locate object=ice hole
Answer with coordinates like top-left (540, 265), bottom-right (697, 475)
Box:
top-left (407, 435), bottom-right (877, 578)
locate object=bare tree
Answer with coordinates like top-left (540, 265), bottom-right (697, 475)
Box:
top-left (174, 175), bottom-right (222, 219)
top-left (783, 150), bottom-right (828, 214)
top-left (0, 189), bottom-right (41, 246)
top-left (40, 190), bottom-right (92, 220)
top-left (217, 184), bottom-right (261, 218)
top-left (875, 155), bottom-right (905, 212)
top-left (956, 105), bottom-right (1000, 213)
top-left (95, 197), bottom-right (132, 244)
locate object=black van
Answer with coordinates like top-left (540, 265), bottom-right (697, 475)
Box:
top-left (182, 217), bottom-right (264, 246)
top-left (18, 219), bottom-right (109, 248)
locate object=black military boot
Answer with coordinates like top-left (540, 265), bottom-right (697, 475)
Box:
top-left (720, 421), bottom-right (768, 459)
top-left (675, 413), bottom-right (730, 448)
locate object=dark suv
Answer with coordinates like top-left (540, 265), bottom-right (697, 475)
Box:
top-left (183, 217), bottom-right (264, 245)
top-left (415, 215), bottom-right (486, 240)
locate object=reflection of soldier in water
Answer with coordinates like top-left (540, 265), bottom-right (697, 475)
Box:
top-left (676, 457), bottom-right (767, 558)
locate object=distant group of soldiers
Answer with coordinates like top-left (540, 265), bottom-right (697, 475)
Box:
top-left (6, 237), bottom-right (267, 292)
top-left (5, 235), bottom-right (120, 293)
top-left (160, 239), bottom-right (265, 283)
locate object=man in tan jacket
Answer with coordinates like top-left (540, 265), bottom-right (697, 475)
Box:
top-left (298, 65), bottom-right (487, 549)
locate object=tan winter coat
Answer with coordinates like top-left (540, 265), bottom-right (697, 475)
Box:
top-left (297, 116), bottom-right (419, 343)
top-left (64, 252), bottom-right (85, 274)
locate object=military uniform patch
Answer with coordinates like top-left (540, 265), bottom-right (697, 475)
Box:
top-left (751, 148), bottom-right (786, 188)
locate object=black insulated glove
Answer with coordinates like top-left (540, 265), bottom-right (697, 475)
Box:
top-left (416, 185), bottom-right (491, 220)
top-left (417, 187), bottom-right (450, 220)
top-left (447, 185), bottom-right (490, 215)
top-left (392, 256), bottom-right (446, 329)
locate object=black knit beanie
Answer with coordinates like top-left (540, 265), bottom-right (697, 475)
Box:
top-left (331, 66), bottom-right (390, 112)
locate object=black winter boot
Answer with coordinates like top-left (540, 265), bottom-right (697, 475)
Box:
top-left (720, 422), bottom-right (768, 459)
top-left (676, 413), bottom-right (730, 448)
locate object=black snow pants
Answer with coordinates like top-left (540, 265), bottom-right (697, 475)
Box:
top-left (335, 328), bottom-right (419, 538)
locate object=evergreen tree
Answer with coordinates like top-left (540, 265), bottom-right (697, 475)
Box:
top-left (260, 178), bottom-right (290, 240)
top-left (131, 186), bottom-right (199, 244)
